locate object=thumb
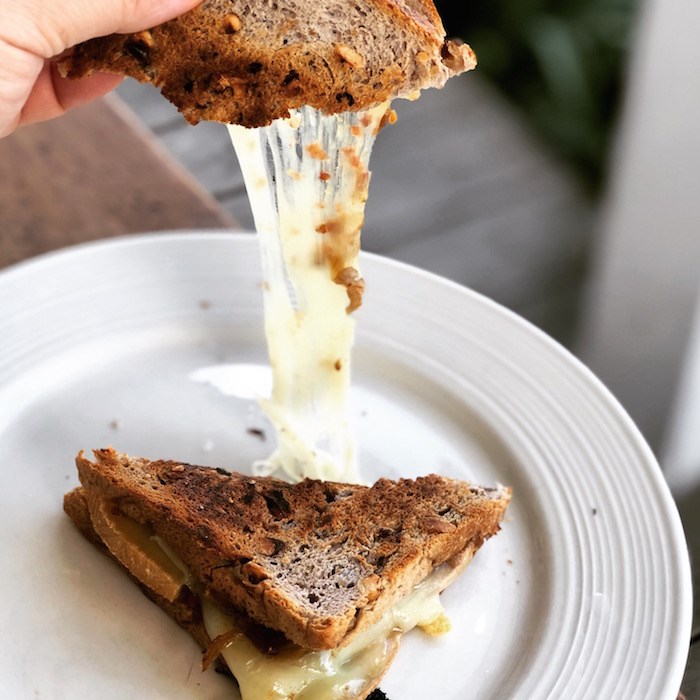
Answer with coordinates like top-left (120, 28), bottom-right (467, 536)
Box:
top-left (0, 0), bottom-right (201, 137)
top-left (1, 0), bottom-right (202, 58)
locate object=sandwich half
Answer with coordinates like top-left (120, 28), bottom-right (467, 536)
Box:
top-left (59, 0), bottom-right (476, 127)
top-left (64, 447), bottom-right (511, 699)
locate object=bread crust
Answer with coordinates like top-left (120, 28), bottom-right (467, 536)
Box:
top-left (59, 0), bottom-right (476, 126)
top-left (64, 487), bottom-right (214, 650)
top-left (68, 448), bottom-right (510, 652)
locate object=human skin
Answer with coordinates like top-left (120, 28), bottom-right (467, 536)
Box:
top-left (0, 0), bottom-right (201, 138)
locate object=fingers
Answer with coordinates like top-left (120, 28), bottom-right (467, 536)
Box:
top-left (0, 0), bottom-right (201, 137)
top-left (0, 33), bottom-right (42, 137)
top-left (18, 62), bottom-right (123, 128)
top-left (0, 0), bottom-right (202, 58)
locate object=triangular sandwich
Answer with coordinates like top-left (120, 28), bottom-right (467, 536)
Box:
top-left (64, 447), bottom-right (510, 699)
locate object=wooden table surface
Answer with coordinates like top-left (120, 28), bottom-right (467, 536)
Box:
top-left (0, 94), bottom-right (235, 269)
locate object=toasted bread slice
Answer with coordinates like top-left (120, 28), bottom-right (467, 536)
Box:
top-left (66, 447), bottom-right (510, 652)
top-left (59, 0), bottom-right (476, 127)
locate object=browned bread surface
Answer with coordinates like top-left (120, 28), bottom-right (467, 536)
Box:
top-left (60, 0), bottom-right (476, 126)
top-left (69, 448), bottom-right (510, 650)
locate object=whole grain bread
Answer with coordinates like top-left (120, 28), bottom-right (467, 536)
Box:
top-left (59, 0), bottom-right (476, 127)
top-left (66, 447), bottom-right (510, 651)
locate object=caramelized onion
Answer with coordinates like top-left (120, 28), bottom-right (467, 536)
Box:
top-left (334, 266), bottom-right (365, 313)
top-left (202, 628), bottom-right (241, 671)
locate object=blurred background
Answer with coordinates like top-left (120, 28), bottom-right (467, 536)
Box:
top-left (438, 0), bottom-right (636, 197)
top-left (1, 0), bottom-right (699, 692)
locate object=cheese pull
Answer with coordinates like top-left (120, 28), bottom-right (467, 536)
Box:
top-left (228, 103), bottom-right (391, 484)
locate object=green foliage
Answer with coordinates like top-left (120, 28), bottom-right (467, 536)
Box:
top-left (436, 0), bottom-right (640, 193)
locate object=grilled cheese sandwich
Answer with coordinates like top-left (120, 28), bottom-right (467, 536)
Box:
top-left (65, 449), bottom-right (510, 700)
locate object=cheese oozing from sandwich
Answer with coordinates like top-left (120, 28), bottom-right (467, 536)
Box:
top-left (202, 564), bottom-right (454, 700)
top-left (228, 103), bottom-right (392, 484)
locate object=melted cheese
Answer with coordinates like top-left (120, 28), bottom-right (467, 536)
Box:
top-left (228, 104), bottom-right (389, 483)
top-left (202, 565), bottom-right (452, 700)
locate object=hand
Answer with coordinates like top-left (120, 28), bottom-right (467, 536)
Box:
top-left (0, 0), bottom-right (201, 138)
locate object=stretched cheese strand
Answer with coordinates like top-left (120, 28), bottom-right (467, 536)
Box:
top-left (228, 103), bottom-right (390, 483)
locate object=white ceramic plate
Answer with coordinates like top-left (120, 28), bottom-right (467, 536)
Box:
top-left (0, 232), bottom-right (691, 699)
